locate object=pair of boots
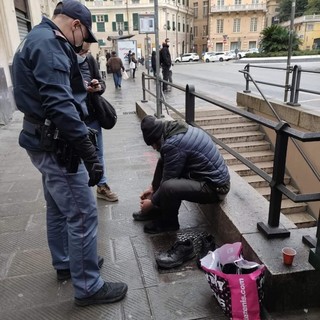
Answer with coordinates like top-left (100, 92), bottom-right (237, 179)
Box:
top-left (155, 234), bottom-right (216, 269)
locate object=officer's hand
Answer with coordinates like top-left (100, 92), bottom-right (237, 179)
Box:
top-left (84, 162), bottom-right (103, 187)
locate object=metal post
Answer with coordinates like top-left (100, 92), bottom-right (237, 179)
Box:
top-left (284, 0), bottom-right (296, 102)
top-left (141, 72), bottom-right (148, 103)
top-left (185, 84), bottom-right (195, 124)
top-left (288, 65), bottom-right (301, 106)
top-left (257, 121), bottom-right (290, 238)
top-left (154, 0), bottom-right (162, 118)
top-left (243, 64), bottom-right (251, 93)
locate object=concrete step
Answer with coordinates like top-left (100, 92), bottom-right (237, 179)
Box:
top-left (223, 150), bottom-right (274, 165)
top-left (196, 114), bottom-right (251, 125)
top-left (284, 212), bottom-right (317, 228)
top-left (219, 140), bottom-right (271, 154)
top-left (241, 174), bottom-right (291, 188)
top-left (228, 161), bottom-right (274, 176)
top-left (203, 122), bottom-right (259, 134)
top-left (280, 198), bottom-right (308, 214)
top-left (256, 185), bottom-right (299, 200)
top-left (213, 130), bottom-right (265, 143)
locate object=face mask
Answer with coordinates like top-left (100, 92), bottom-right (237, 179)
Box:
top-left (166, 42), bottom-right (170, 46)
top-left (74, 44), bottom-right (84, 54)
top-left (77, 55), bottom-right (86, 64)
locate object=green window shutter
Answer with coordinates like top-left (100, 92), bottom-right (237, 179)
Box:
top-left (173, 21), bottom-right (176, 31)
top-left (133, 13), bottom-right (139, 31)
top-left (116, 14), bottom-right (123, 23)
top-left (92, 15), bottom-right (96, 23)
top-left (167, 21), bottom-right (170, 30)
top-left (124, 21), bottom-right (128, 31)
top-left (178, 22), bottom-right (180, 32)
top-left (104, 15), bottom-right (108, 22)
top-left (112, 22), bottom-right (116, 31)
top-left (98, 39), bottom-right (105, 46)
top-left (97, 22), bottom-right (105, 32)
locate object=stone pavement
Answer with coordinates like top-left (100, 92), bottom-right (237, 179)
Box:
top-left (1, 68), bottom-right (320, 320)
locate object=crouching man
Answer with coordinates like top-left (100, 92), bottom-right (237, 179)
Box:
top-left (133, 115), bottom-right (230, 234)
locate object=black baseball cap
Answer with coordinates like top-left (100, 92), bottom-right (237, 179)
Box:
top-left (54, 0), bottom-right (97, 43)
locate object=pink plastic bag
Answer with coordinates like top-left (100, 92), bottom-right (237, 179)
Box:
top-left (201, 242), bottom-right (265, 320)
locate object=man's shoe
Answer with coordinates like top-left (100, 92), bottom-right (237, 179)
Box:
top-left (97, 184), bottom-right (118, 202)
top-left (196, 234), bottom-right (216, 269)
top-left (132, 208), bottom-right (161, 221)
top-left (57, 256), bottom-right (104, 281)
top-left (144, 220), bottom-right (179, 234)
top-left (75, 281), bottom-right (128, 306)
top-left (156, 239), bottom-right (196, 269)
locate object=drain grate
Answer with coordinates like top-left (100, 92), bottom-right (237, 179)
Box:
top-left (123, 111), bottom-right (137, 115)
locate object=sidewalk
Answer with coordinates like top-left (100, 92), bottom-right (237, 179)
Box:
top-left (0, 69), bottom-right (319, 319)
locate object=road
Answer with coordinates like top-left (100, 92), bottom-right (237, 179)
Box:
top-left (168, 59), bottom-right (320, 113)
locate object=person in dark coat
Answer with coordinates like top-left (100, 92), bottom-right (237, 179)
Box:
top-left (133, 116), bottom-right (230, 234)
top-left (159, 38), bottom-right (172, 91)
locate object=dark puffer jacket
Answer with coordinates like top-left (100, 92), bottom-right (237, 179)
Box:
top-left (152, 121), bottom-right (230, 205)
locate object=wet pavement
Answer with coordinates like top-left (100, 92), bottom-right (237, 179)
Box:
top-left (0, 67), bottom-right (320, 319)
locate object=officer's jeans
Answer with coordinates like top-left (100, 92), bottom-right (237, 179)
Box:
top-left (86, 119), bottom-right (107, 186)
top-left (152, 158), bottom-right (224, 227)
top-left (27, 150), bottom-right (104, 299)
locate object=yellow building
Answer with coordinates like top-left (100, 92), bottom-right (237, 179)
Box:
top-left (281, 15), bottom-right (320, 50)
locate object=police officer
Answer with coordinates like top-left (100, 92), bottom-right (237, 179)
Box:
top-left (12, 0), bottom-right (127, 306)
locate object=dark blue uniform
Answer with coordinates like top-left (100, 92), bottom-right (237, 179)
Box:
top-left (12, 17), bottom-right (104, 299)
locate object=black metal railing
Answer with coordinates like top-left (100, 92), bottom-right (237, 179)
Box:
top-left (242, 64), bottom-right (320, 106)
top-left (140, 72), bottom-right (320, 269)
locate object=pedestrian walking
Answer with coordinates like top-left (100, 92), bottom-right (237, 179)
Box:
top-left (12, 0), bottom-right (127, 306)
top-left (78, 42), bottom-right (119, 202)
top-left (99, 54), bottom-right (107, 79)
top-left (130, 52), bottom-right (138, 78)
top-left (107, 51), bottom-right (125, 88)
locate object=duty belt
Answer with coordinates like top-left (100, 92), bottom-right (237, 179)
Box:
top-left (22, 117), bottom-right (43, 135)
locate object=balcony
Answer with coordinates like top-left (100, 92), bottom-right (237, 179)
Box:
top-left (210, 3), bottom-right (267, 14)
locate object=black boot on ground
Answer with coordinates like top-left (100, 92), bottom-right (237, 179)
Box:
top-left (156, 239), bottom-right (196, 269)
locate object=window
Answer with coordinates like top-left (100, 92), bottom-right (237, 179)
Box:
top-left (167, 20), bottom-right (171, 30)
top-left (252, 0), bottom-right (259, 4)
top-left (194, 25), bottom-right (198, 37)
top-left (217, 19), bottom-right (223, 33)
top-left (112, 14), bottom-right (128, 32)
top-left (194, 2), bottom-right (198, 19)
top-left (217, 0), bottom-right (224, 6)
top-left (132, 13), bottom-right (139, 30)
top-left (173, 21), bottom-right (176, 31)
top-left (307, 23), bottom-right (314, 31)
top-left (94, 15), bottom-right (108, 32)
top-left (234, 0), bottom-right (241, 5)
top-left (132, 0), bottom-right (140, 3)
top-left (203, 1), bottom-right (208, 17)
top-left (250, 17), bottom-right (257, 32)
top-left (202, 25), bottom-right (208, 36)
top-left (233, 18), bottom-right (240, 32)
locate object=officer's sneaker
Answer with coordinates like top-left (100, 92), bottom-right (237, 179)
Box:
top-left (75, 281), bottom-right (128, 306)
top-left (156, 239), bottom-right (195, 269)
top-left (57, 256), bottom-right (104, 281)
top-left (97, 184), bottom-right (118, 202)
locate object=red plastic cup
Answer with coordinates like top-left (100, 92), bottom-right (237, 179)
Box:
top-left (282, 247), bottom-right (296, 266)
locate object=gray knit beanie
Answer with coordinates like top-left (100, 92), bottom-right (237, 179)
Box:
top-left (141, 115), bottom-right (164, 145)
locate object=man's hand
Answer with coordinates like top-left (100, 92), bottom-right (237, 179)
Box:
top-left (84, 162), bottom-right (103, 187)
top-left (140, 199), bottom-right (153, 214)
top-left (140, 186), bottom-right (153, 200)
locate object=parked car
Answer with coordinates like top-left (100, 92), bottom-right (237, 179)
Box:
top-left (237, 50), bottom-right (248, 59)
top-left (202, 51), bottom-right (215, 62)
top-left (225, 50), bottom-right (237, 61)
top-left (204, 51), bottom-right (229, 62)
top-left (175, 53), bottom-right (200, 62)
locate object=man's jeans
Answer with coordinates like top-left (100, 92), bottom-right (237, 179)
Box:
top-left (27, 150), bottom-right (104, 298)
top-left (113, 71), bottom-right (122, 87)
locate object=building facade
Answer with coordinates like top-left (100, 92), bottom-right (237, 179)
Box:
top-left (84, 0), bottom-right (194, 60)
